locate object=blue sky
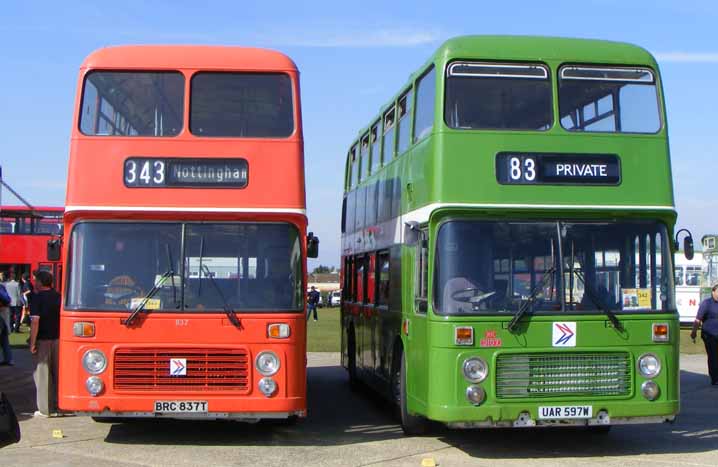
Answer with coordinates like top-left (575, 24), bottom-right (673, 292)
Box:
top-left (1, 1), bottom-right (716, 268)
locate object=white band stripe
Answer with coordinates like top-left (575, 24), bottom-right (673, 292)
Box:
top-left (65, 205), bottom-right (307, 215)
top-left (403, 202), bottom-right (675, 223)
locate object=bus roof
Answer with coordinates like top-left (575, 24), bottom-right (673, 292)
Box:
top-left (351, 35), bottom-right (660, 140)
top-left (81, 45), bottom-right (299, 73)
top-left (1, 206), bottom-right (63, 216)
top-left (434, 35), bottom-right (657, 67)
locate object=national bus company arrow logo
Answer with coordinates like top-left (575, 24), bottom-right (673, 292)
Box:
top-left (170, 358), bottom-right (187, 376)
top-left (552, 322), bottom-right (576, 347)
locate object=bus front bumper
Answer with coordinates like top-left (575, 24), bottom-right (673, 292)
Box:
top-left (431, 400), bottom-right (678, 429)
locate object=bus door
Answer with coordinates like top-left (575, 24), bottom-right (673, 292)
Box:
top-left (361, 254), bottom-right (376, 371)
top-left (407, 228), bottom-right (429, 400)
top-left (375, 251), bottom-right (390, 375)
top-left (352, 256), bottom-right (365, 369)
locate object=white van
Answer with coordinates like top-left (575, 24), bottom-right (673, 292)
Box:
top-left (329, 290), bottom-right (342, 307)
top-left (675, 251), bottom-right (703, 324)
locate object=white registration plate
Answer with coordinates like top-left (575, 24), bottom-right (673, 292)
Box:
top-left (154, 401), bottom-right (208, 413)
top-left (538, 405), bottom-right (592, 419)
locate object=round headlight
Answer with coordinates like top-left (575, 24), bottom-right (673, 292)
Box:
top-left (638, 354), bottom-right (661, 378)
top-left (258, 377), bottom-right (277, 397)
top-left (641, 380), bottom-right (660, 400)
top-left (466, 385), bottom-right (486, 405)
top-left (86, 376), bottom-right (104, 396)
top-left (463, 357), bottom-right (488, 383)
top-left (255, 351), bottom-right (280, 376)
top-left (82, 350), bottom-right (107, 375)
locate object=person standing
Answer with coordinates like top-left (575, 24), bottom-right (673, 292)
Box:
top-left (29, 270), bottom-right (61, 417)
top-left (307, 286), bottom-right (320, 322)
top-left (691, 284), bottom-right (718, 386)
top-left (19, 272), bottom-right (34, 328)
top-left (4, 272), bottom-right (23, 333)
top-left (0, 273), bottom-right (13, 366)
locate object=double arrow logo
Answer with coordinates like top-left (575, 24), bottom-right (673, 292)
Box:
top-left (553, 322), bottom-right (576, 347)
top-left (170, 359), bottom-right (186, 376)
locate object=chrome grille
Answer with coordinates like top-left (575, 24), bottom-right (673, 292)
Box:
top-left (496, 352), bottom-right (631, 399)
top-left (114, 348), bottom-right (250, 392)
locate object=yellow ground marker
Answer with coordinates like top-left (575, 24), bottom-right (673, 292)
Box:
top-left (421, 458), bottom-right (436, 467)
top-left (52, 429), bottom-right (64, 439)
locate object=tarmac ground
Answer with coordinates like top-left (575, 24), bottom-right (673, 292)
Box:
top-left (1, 347), bottom-right (717, 466)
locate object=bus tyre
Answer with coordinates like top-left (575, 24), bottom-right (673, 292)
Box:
top-left (399, 352), bottom-right (429, 436)
top-left (347, 327), bottom-right (359, 390)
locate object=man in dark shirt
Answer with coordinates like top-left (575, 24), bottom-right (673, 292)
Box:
top-left (29, 270), bottom-right (61, 417)
top-left (691, 284), bottom-right (718, 386)
top-left (307, 286), bottom-right (320, 322)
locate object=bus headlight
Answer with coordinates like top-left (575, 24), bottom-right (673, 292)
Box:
top-left (86, 376), bottom-right (104, 396)
top-left (638, 354), bottom-right (661, 378)
top-left (641, 380), bottom-right (660, 400)
top-left (466, 385), bottom-right (486, 405)
top-left (258, 377), bottom-right (277, 397)
top-left (255, 351), bottom-right (280, 376)
top-left (82, 350), bottom-right (107, 375)
top-left (462, 357), bottom-right (488, 383)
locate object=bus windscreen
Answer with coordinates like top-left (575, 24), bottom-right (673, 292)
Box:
top-left (66, 222), bottom-right (303, 312)
top-left (434, 220), bottom-right (674, 315)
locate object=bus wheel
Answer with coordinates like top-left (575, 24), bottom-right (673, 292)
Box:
top-left (348, 327), bottom-right (359, 390)
top-left (399, 352), bottom-right (429, 436)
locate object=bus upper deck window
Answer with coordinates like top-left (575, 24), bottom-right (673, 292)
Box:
top-left (558, 66), bottom-right (660, 134)
top-left (444, 62), bottom-right (552, 131)
top-left (80, 71), bottom-right (184, 137)
top-left (190, 72), bottom-right (294, 138)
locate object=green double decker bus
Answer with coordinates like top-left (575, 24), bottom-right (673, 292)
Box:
top-left (340, 36), bottom-right (683, 434)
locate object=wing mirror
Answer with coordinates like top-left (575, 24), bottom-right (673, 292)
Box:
top-left (47, 238), bottom-right (62, 262)
top-left (675, 229), bottom-right (694, 260)
top-left (307, 232), bottom-right (319, 259)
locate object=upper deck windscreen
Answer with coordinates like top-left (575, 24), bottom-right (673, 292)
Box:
top-left (445, 62), bottom-right (552, 131)
top-left (190, 73), bottom-right (294, 137)
top-left (80, 72), bottom-right (184, 136)
top-left (559, 66), bottom-right (661, 133)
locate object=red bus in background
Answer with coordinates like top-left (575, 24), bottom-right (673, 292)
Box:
top-left (58, 46), bottom-right (317, 422)
top-left (0, 206), bottom-right (63, 289)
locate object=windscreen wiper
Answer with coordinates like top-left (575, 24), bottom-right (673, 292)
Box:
top-left (578, 274), bottom-right (623, 332)
top-left (166, 244), bottom-right (179, 309)
top-left (201, 264), bottom-right (242, 329)
top-left (508, 266), bottom-right (556, 332)
top-left (123, 270), bottom-right (174, 327)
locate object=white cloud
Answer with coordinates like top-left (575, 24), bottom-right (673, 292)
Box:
top-left (262, 27), bottom-right (441, 48)
top-left (655, 52), bottom-right (718, 63)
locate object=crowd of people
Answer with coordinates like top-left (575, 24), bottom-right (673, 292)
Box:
top-left (0, 269), bottom-right (61, 418)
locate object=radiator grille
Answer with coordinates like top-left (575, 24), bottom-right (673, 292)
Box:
top-left (113, 348), bottom-right (250, 392)
top-left (496, 352), bottom-right (631, 399)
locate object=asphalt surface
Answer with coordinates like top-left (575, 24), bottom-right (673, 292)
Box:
top-left (1, 350), bottom-right (717, 467)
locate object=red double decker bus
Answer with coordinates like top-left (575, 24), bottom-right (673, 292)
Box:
top-left (0, 206), bottom-right (63, 289)
top-left (58, 46), bottom-right (317, 421)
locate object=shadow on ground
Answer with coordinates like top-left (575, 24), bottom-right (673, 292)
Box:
top-left (103, 366), bottom-right (718, 460)
top-left (438, 368), bottom-right (718, 460)
top-left (103, 364), bottom-right (403, 446)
